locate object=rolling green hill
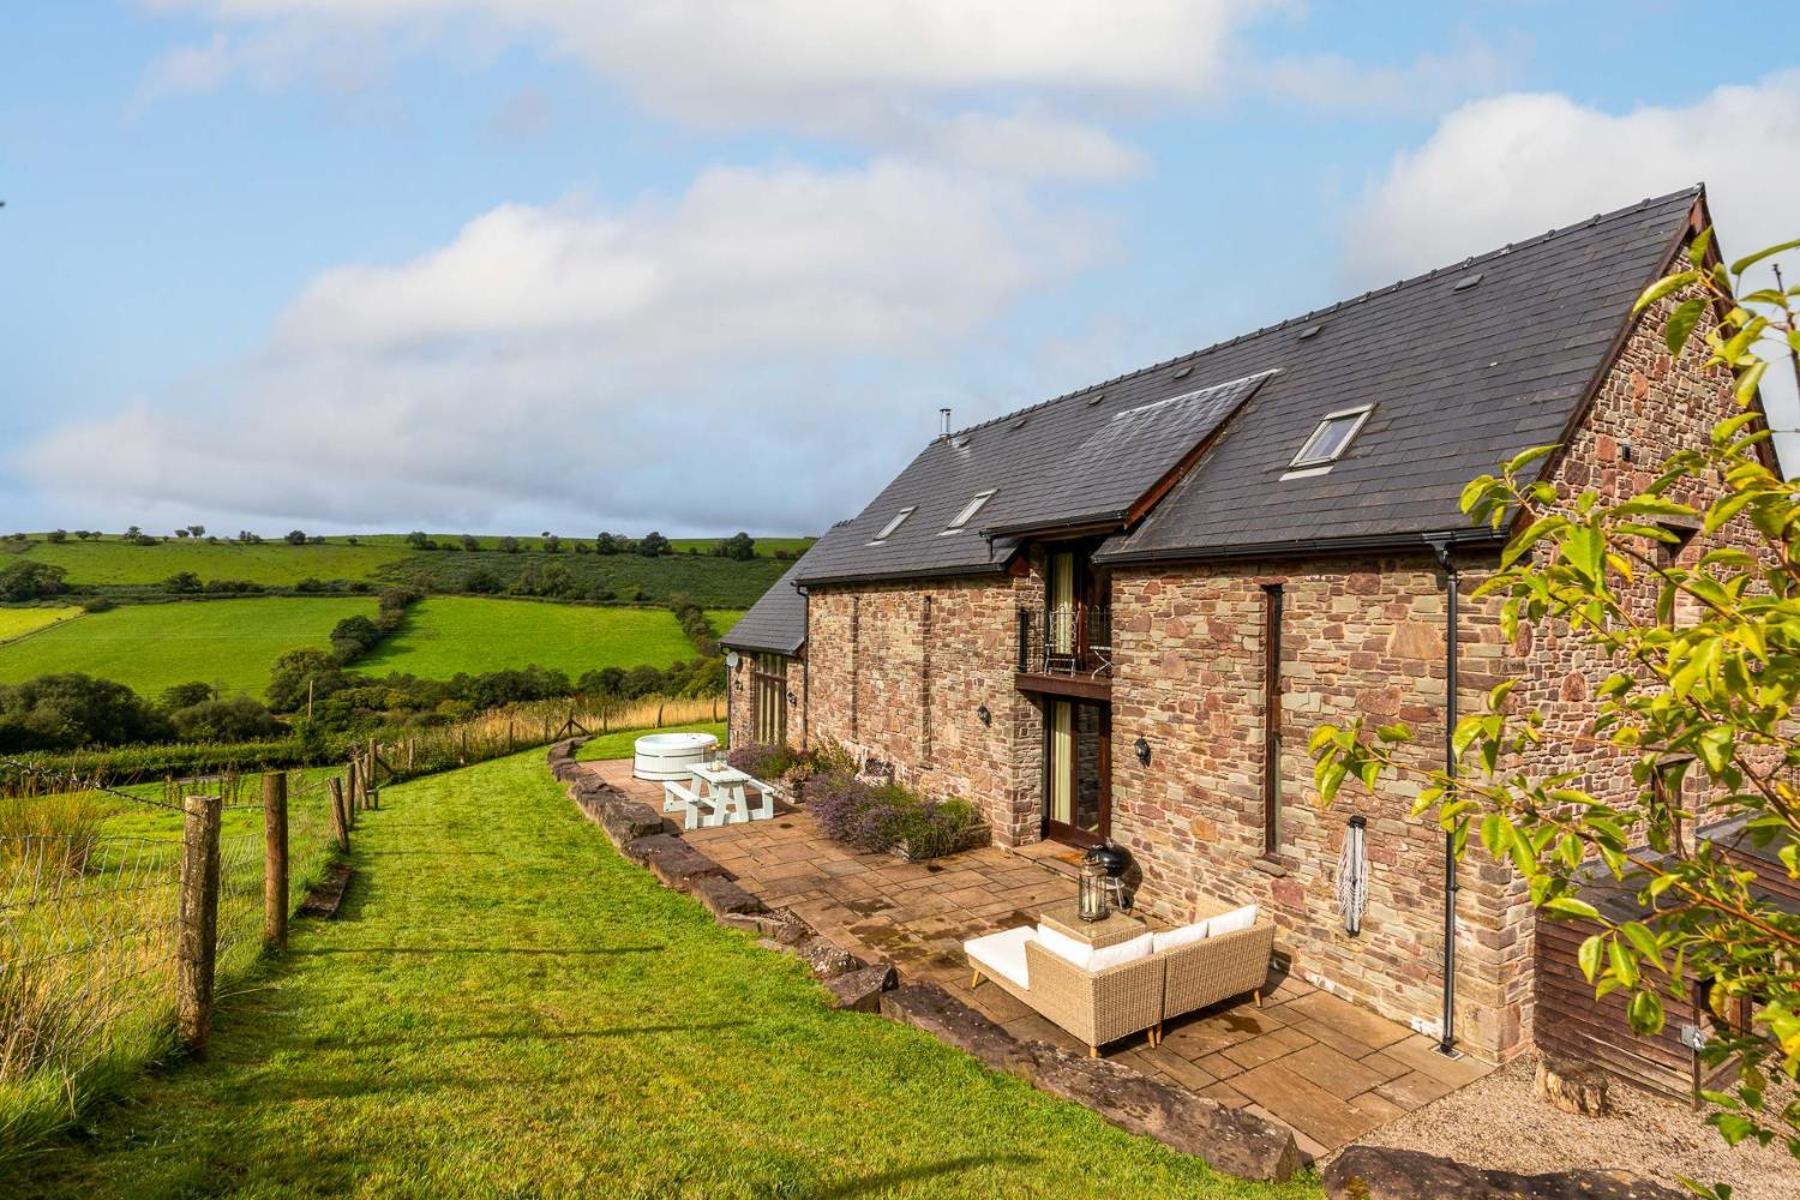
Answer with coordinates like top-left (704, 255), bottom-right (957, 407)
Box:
top-left (0, 598), bottom-right (374, 698)
top-left (6, 533), bottom-right (807, 607)
top-left (350, 597), bottom-right (699, 680)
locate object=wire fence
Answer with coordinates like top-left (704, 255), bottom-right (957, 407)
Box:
top-left (0, 763), bottom-right (343, 1163)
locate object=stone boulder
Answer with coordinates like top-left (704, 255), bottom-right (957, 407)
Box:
top-left (878, 983), bottom-right (1038, 1078)
top-left (620, 834), bottom-right (725, 890)
top-left (687, 873), bottom-right (767, 918)
top-left (792, 936), bottom-right (863, 980)
top-left (1026, 1046), bottom-right (1302, 1183)
top-left (1534, 1052), bottom-right (1609, 1117)
top-left (824, 963), bottom-right (896, 1012)
top-left (719, 910), bottom-right (811, 944)
top-left (598, 799), bottom-right (672, 847)
top-left (1325, 1147), bottom-right (1686, 1200)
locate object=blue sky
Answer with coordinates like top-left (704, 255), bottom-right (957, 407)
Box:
top-left (4, 2), bottom-right (1797, 538)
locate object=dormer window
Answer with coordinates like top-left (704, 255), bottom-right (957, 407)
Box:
top-left (869, 506), bottom-right (916, 545)
top-left (1283, 404), bottom-right (1372, 478)
top-left (940, 489), bottom-right (996, 535)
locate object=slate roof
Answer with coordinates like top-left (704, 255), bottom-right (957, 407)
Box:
top-left (789, 186), bottom-right (1700, 589)
top-left (719, 525), bottom-right (855, 654)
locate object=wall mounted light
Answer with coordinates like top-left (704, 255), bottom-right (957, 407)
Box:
top-left (786, 690), bottom-right (798, 705)
top-left (1134, 737), bottom-right (1151, 766)
top-left (976, 704), bottom-right (992, 726)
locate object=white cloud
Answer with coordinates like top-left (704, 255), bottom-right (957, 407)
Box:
top-left (22, 160), bottom-right (1110, 531)
top-left (1343, 73), bottom-right (1800, 470)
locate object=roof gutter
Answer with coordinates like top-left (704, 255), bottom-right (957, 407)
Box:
top-left (1092, 525), bottom-right (1504, 568)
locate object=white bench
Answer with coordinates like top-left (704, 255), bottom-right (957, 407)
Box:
top-left (662, 780), bottom-right (720, 829)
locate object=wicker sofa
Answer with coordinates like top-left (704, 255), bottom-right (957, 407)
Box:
top-left (963, 901), bottom-right (1274, 1057)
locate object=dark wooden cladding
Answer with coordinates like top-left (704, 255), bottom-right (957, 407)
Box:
top-left (1534, 915), bottom-right (1731, 1100)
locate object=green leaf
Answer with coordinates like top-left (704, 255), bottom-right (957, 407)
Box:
top-left (1735, 359), bottom-right (1768, 408)
top-left (1665, 296), bottom-right (1707, 355)
top-left (1634, 270), bottom-right (1700, 314)
top-left (1503, 444), bottom-right (1559, 476)
top-left (1621, 921), bottom-right (1665, 971)
top-left (1544, 895), bottom-right (1599, 920)
top-left (1628, 988), bottom-right (1666, 1035)
top-left (1577, 933), bottom-right (1604, 983)
top-left (1687, 227), bottom-right (1714, 267)
top-left (1729, 236), bottom-right (1800, 276)
top-left (1608, 938), bottom-right (1640, 988)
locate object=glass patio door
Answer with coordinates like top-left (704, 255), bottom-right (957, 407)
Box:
top-left (1044, 698), bottom-right (1109, 845)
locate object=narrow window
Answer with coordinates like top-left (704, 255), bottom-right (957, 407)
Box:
top-left (939, 489), bottom-right (996, 535)
top-left (868, 506), bottom-right (916, 544)
top-left (1262, 584), bottom-right (1283, 856)
top-left (1286, 404), bottom-right (1373, 473)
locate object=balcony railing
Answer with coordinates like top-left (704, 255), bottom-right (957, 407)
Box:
top-left (1016, 605), bottom-right (1112, 680)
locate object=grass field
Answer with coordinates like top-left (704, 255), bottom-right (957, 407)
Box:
top-left (10, 752), bottom-right (1312, 1199)
top-left (9, 539), bottom-right (408, 586)
top-left (6, 536), bottom-right (810, 607)
top-left (0, 598), bottom-right (372, 698)
top-left (573, 721), bottom-right (726, 762)
top-left (0, 607), bottom-right (82, 644)
top-left (704, 608), bottom-right (745, 637)
top-left (352, 597), bottom-right (699, 680)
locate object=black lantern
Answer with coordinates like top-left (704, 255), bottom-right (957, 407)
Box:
top-left (1077, 860), bottom-right (1111, 922)
top-left (1134, 737), bottom-right (1151, 766)
top-left (976, 703), bottom-right (992, 726)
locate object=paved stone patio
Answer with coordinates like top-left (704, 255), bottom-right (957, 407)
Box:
top-left (585, 758), bottom-right (1493, 1160)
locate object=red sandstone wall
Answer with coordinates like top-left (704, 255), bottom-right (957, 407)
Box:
top-left (804, 575), bottom-right (1045, 846)
top-left (726, 651), bottom-right (807, 751)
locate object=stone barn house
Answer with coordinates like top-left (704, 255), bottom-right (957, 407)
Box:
top-left (721, 185), bottom-right (1771, 1066)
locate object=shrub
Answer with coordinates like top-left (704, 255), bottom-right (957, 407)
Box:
top-left (79, 597), bottom-right (114, 614)
top-left (329, 615), bottom-right (384, 662)
top-left (167, 695), bottom-right (285, 742)
top-left (639, 531), bottom-right (670, 557)
top-left (0, 562), bottom-right (69, 602)
top-left (460, 534), bottom-right (479, 551)
top-left (498, 537), bottom-right (520, 554)
top-left (285, 530), bottom-right (307, 545)
top-left (806, 766), bottom-right (981, 859)
top-left (725, 741), bottom-right (797, 780)
top-left (0, 674), bottom-right (171, 752)
top-left (45, 530), bottom-right (66, 544)
top-left (162, 571), bottom-right (202, 594)
top-left (714, 532), bottom-right (756, 561)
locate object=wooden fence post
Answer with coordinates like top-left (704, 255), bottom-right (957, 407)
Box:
top-left (346, 757), bottom-right (362, 817)
top-left (329, 777), bottom-right (350, 852)
top-left (178, 793), bottom-right (223, 1058)
top-left (407, 738), bottom-right (415, 772)
top-left (368, 785), bottom-right (380, 811)
top-left (263, 772), bottom-right (288, 953)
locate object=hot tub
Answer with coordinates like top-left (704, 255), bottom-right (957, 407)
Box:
top-left (633, 732), bottom-right (720, 781)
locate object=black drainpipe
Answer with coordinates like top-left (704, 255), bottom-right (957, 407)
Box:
top-left (796, 583), bottom-right (811, 751)
top-left (1425, 534), bottom-right (1460, 1057)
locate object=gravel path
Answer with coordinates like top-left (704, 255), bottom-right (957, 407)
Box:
top-left (1352, 1057), bottom-right (1796, 1200)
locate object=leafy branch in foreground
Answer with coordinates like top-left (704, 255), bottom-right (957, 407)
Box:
top-left (1312, 229), bottom-right (1800, 1172)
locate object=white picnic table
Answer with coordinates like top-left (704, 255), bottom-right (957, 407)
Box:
top-left (662, 760), bottom-right (776, 829)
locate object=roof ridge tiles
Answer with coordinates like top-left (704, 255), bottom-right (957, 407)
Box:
top-left (940, 185), bottom-right (1701, 440)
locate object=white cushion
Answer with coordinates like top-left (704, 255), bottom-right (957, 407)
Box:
top-left (1087, 931), bottom-right (1156, 972)
top-left (1207, 904), bottom-right (1258, 937)
top-left (1152, 920), bottom-right (1211, 954)
top-left (1034, 923), bottom-right (1094, 970)
top-left (964, 925), bottom-right (1034, 990)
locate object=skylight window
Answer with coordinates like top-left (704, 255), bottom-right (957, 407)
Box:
top-left (939, 489), bottom-right (996, 535)
top-left (1285, 405), bottom-right (1372, 476)
top-left (869, 506), bottom-right (916, 544)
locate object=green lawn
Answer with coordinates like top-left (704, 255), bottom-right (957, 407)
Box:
top-left (0, 606), bottom-right (82, 643)
top-left (352, 597), bottom-right (699, 680)
top-left (704, 608), bottom-right (746, 637)
top-left (574, 721), bottom-right (726, 762)
top-left (11, 752), bottom-right (1313, 1199)
top-left (11, 538), bottom-right (408, 586)
top-left (0, 598), bottom-right (372, 698)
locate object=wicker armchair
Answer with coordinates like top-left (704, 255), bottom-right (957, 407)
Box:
top-left (964, 928), bottom-right (1164, 1057)
top-left (1021, 939), bottom-right (1164, 1057)
top-left (1158, 906), bottom-right (1276, 1035)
